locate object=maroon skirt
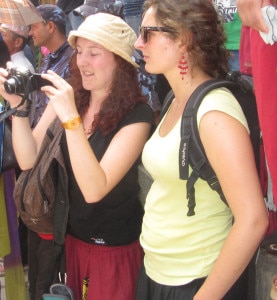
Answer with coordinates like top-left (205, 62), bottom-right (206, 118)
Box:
top-left (65, 234), bottom-right (144, 300)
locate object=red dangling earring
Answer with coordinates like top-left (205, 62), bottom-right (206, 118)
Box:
top-left (178, 54), bottom-right (188, 80)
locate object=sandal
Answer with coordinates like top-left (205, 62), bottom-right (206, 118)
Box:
top-left (270, 275), bottom-right (277, 300)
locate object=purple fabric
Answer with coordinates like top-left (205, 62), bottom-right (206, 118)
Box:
top-left (3, 169), bottom-right (28, 300)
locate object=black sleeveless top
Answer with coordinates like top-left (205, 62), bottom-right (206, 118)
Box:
top-left (61, 103), bottom-right (154, 246)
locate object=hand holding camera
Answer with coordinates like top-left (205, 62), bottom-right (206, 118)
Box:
top-left (4, 67), bottom-right (53, 95)
top-left (0, 66), bottom-right (53, 119)
top-left (0, 67), bottom-right (23, 109)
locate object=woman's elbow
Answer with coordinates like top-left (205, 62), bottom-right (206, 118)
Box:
top-left (83, 190), bottom-right (105, 203)
top-left (235, 206), bottom-right (269, 241)
top-left (17, 160), bottom-right (35, 171)
top-left (251, 210), bottom-right (269, 241)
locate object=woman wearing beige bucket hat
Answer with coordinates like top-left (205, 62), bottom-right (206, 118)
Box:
top-left (0, 12), bottom-right (154, 300)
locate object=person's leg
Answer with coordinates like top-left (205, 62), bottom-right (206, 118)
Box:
top-left (27, 230), bottom-right (39, 300)
top-left (135, 264), bottom-right (152, 300)
top-left (18, 217), bottom-right (28, 266)
top-left (65, 234), bottom-right (85, 300)
top-left (34, 238), bottom-right (61, 299)
top-left (86, 240), bottom-right (144, 300)
top-left (65, 15), bottom-right (72, 37)
top-left (66, 11), bottom-right (83, 35)
top-left (123, 0), bottom-right (144, 35)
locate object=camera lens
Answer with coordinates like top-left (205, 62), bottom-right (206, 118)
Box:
top-left (4, 77), bottom-right (23, 94)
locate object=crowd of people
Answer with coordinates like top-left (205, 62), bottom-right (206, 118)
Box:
top-left (0, 0), bottom-right (276, 299)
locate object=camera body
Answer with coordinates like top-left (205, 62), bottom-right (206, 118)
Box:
top-left (4, 67), bottom-right (52, 95)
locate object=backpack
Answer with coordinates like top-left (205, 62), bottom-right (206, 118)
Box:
top-left (13, 118), bottom-right (69, 246)
top-left (161, 71), bottom-right (265, 216)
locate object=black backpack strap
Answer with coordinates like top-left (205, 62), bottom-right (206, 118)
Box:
top-left (159, 74), bottom-right (259, 217)
top-left (180, 79), bottom-right (237, 216)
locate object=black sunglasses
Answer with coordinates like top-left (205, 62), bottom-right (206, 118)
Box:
top-left (139, 26), bottom-right (173, 43)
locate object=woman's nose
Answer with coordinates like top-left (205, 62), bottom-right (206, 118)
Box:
top-left (134, 35), bottom-right (144, 50)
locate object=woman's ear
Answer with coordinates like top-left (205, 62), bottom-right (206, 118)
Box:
top-left (177, 34), bottom-right (189, 53)
top-left (178, 30), bottom-right (192, 51)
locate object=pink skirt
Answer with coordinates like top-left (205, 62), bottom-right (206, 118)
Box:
top-left (65, 234), bottom-right (144, 300)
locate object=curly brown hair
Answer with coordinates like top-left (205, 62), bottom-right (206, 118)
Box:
top-left (68, 52), bottom-right (148, 135)
top-left (143, 0), bottom-right (229, 78)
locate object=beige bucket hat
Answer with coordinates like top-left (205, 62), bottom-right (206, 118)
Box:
top-left (68, 13), bottom-right (138, 68)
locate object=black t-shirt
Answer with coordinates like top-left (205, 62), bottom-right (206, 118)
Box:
top-left (62, 103), bottom-right (154, 246)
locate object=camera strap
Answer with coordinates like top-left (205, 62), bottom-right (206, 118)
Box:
top-left (0, 96), bottom-right (31, 123)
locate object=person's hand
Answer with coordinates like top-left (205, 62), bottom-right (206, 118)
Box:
top-left (0, 66), bottom-right (24, 108)
top-left (41, 70), bottom-right (78, 123)
top-left (237, 0), bottom-right (270, 33)
top-left (260, 5), bottom-right (277, 44)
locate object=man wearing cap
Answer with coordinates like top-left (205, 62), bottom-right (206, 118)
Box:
top-left (29, 4), bottom-right (74, 126)
top-left (0, 24), bottom-right (35, 73)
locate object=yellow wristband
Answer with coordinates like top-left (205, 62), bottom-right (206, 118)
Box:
top-left (61, 116), bottom-right (82, 130)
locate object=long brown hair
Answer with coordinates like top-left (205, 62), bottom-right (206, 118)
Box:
top-left (69, 52), bottom-right (148, 135)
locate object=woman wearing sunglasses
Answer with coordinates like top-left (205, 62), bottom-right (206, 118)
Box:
top-left (134, 0), bottom-right (268, 299)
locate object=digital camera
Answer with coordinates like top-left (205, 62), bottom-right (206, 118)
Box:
top-left (4, 67), bottom-right (52, 95)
